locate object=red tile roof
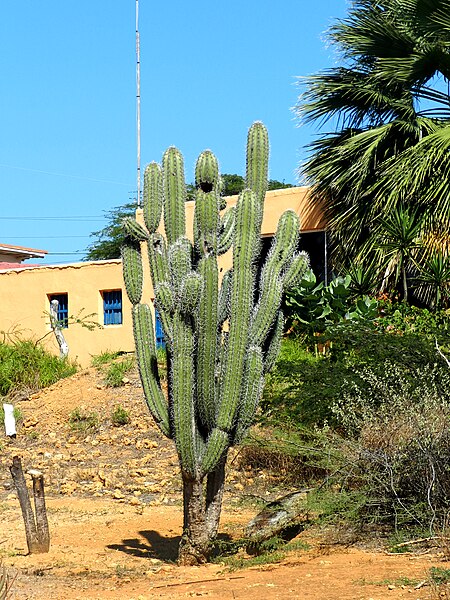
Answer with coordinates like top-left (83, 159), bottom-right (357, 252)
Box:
top-left (0, 262), bottom-right (43, 271)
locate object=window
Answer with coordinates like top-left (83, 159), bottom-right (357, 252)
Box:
top-left (48, 293), bottom-right (69, 328)
top-left (103, 290), bottom-right (122, 325)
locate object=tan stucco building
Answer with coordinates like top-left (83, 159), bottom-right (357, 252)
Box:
top-left (0, 188), bottom-right (326, 366)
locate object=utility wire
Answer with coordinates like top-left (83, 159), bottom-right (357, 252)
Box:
top-left (0, 163), bottom-right (132, 186)
top-left (0, 235), bottom-right (91, 239)
top-left (0, 216), bottom-right (105, 221)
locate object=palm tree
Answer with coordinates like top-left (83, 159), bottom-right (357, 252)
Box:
top-left (295, 0), bottom-right (450, 280)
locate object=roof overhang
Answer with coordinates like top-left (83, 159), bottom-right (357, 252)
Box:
top-left (0, 243), bottom-right (47, 260)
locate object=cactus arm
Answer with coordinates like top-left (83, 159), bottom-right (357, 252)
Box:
top-left (148, 233), bottom-right (170, 288)
top-left (201, 427), bottom-right (229, 476)
top-left (132, 304), bottom-right (170, 436)
top-left (179, 272), bottom-right (203, 314)
top-left (122, 238), bottom-right (143, 306)
top-left (154, 281), bottom-right (175, 315)
top-left (283, 251), bottom-right (310, 290)
top-left (250, 210), bottom-right (300, 345)
top-left (217, 190), bottom-right (260, 432)
top-left (195, 150), bottom-right (219, 192)
top-left (263, 310), bottom-right (284, 374)
top-left (250, 276), bottom-right (284, 347)
top-left (260, 210), bottom-right (300, 283)
top-left (163, 147), bottom-right (186, 244)
top-left (245, 122), bottom-right (269, 210)
top-left (171, 311), bottom-right (200, 476)
top-left (217, 207), bottom-right (235, 256)
top-left (122, 217), bottom-right (149, 242)
top-left (196, 256), bottom-right (219, 430)
top-left (233, 346), bottom-right (264, 445)
top-left (169, 237), bottom-right (193, 295)
top-left (153, 282), bottom-right (175, 344)
top-left (147, 234), bottom-right (173, 341)
top-left (143, 162), bottom-right (163, 234)
top-left (194, 191), bottom-right (220, 256)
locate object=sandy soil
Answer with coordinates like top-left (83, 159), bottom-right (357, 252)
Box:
top-left (1, 365), bottom-right (448, 599)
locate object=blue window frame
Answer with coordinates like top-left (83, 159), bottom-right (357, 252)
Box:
top-left (103, 290), bottom-right (123, 325)
top-left (155, 309), bottom-right (165, 348)
top-left (49, 293), bottom-right (69, 328)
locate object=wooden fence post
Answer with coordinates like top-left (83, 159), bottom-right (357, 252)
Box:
top-left (9, 457), bottom-right (50, 554)
top-left (28, 470), bottom-right (50, 552)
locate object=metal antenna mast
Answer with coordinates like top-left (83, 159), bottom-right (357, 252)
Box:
top-left (136, 0), bottom-right (141, 207)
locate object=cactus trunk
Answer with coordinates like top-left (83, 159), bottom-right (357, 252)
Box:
top-left (122, 122), bottom-right (308, 564)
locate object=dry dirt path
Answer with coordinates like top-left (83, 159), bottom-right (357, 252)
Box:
top-left (2, 497), bottom-right (447, 600)
top-left (0, 366), bottom-right (448, 599)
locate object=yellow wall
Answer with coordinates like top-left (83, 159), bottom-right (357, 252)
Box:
top-left (0, 187), bottom-right (325, 367)
top-left (0, 260), bottom-right (136, 367)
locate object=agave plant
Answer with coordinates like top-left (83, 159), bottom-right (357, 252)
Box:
top-left (415, 251), bottom-right (450, 310)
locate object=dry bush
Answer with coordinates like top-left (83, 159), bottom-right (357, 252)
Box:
top-left (334, 362), bottom-right (450, 531)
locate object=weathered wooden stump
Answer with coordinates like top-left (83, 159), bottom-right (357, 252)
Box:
top-left (245, 489), bottom-right (312, 545)
top-left (9, 457), bottom-right (50, 554)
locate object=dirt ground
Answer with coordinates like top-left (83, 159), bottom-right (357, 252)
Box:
top-left (1, 365), bottom-right (449, 599)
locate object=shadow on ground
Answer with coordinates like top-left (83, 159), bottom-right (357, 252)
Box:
top-left (107, 530), bottom-right (181, 561)
top-left (107, 531), bottom-right (233, 562)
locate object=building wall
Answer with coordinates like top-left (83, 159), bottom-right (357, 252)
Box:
top-left (0, 188), bottom-right (326, 367)
top-left (0, 260), bottom-right (137, 367)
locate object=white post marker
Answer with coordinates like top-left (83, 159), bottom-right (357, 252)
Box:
top-left (3, 403), bottom-right (16, 437)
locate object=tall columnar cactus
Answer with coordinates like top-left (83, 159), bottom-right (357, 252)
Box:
top-left (122, 122), bottom-right (309, 565)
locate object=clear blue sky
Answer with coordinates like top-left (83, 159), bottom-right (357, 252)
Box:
top-left (0, 1), bottom-right (348, 263)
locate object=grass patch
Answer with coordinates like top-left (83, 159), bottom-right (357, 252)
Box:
top-left (0, 340), bottom-right (76, 397)
top-left (355, 576), bottom-right (421, 587)
top-left (387, 529), bottom-right (431, 553)
top-left (212, 535), bottom-right (310, 571)
top-left (219, 550), bottom-right (287, 571)
top-left (105, 357), bottom-right (134, 387)
top-left (91, 350), bottom-right (123, 368)
top-left (430, 567), bottom-right (450, 585)
top-left (68, 407), bottom-right (99, 433)
top-left (111, 405), bottom-right (130, 426)
top-left (91, 350), bottom-right (135, 387)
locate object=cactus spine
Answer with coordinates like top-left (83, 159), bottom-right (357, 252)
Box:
top-left (122, 122), bottom-right (308, 565)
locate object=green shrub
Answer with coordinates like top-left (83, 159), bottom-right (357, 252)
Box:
top-left (429, 567), bottom-right (450, 585)
top-left (0, 340), bottom-right (76, 397)
top-left (376, 300), bottom-right (450, 336)
top-left (332, 360), bottom-right (450, 434)
top-left (284, 271), bottom-right (378, 337)
top-left (111, 405), bottom-right (130, 426)
top-left (262, 326), bottom-right (450, 429)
